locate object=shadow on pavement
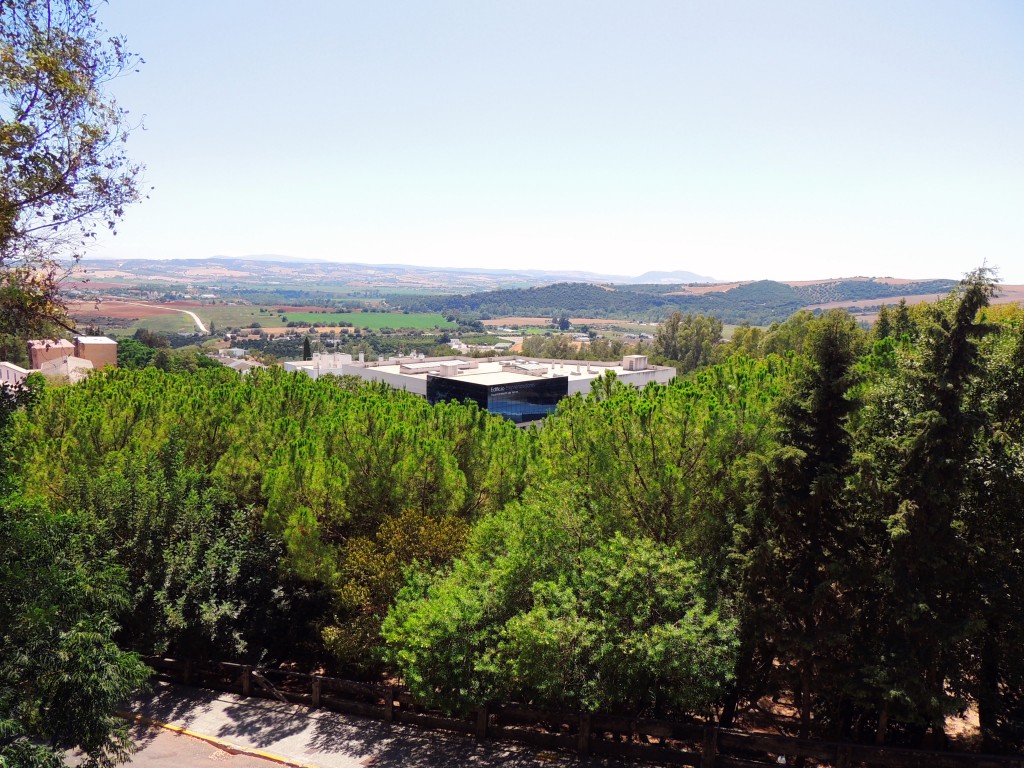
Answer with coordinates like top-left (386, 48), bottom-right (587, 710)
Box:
top-left (133, 682), bottom-right (631, 768)
top-left (127, 721), bottom-right (160, 752)
top-left (130, 683), bottom-right (218, 733)
top-left (303, 710), bottom-right (627, 768)
top-left (216, 700), bottom-right (309, 747)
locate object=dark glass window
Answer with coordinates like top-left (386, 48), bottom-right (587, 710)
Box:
top-left (427, 375), bottom-right (568, 424)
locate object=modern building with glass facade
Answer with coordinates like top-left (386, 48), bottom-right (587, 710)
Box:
top-left (336, 354), bottom-right (676, 423)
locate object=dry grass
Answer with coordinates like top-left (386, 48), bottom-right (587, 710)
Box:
top-left (67, 300), bottom-right (180, 319)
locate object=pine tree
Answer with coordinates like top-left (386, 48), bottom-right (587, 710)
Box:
top-left (874, 305), bottom-right (892, 340)
top-left (892, 298), bottom-right (916, 341)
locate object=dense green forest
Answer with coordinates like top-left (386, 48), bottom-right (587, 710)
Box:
top-left (392, 278), bottom-right (958, 324)
top-left (7, 0), bottom-right (1014, 764)
top-left (2, 272), bottom-right (1023, 762)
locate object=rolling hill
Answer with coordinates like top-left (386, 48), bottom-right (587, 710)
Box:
top-left (393, 278), bottom-right (962, 325)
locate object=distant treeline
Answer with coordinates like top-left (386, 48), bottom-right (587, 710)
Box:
top-left (392, 278), bottom-right (957, 324)
top-left (217, 288), bottom-right (349, 307)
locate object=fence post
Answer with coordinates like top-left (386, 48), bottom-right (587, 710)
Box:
top-left (836, 744), bottom-right (852, 768)
top-left (312, 676), bottom-right (322, 708)
top-left (241, 666), bottom-right (251, 698)
top-left (578, 712), bottom-right (592, 757)
top-left (385, 687), bottom-right (396, 723)
top-left (182, 660), bottom-right (192, 687)
top-left (701, 724), bottom-right (719, 768)
top-left (476, 704), bottom-right (489, 741)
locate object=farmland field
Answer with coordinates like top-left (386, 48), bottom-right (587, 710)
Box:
top-left (67, 301), bottom-right (458, 335)
top-left (69, 302), bottom-right (271, 336)
top-left (277, 312), bottom-right (456, 330)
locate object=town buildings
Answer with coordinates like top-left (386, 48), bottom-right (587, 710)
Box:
top-left (2, 336), bottom-right (119, 386)
top-left (282, 352), bottom-right (353, 379)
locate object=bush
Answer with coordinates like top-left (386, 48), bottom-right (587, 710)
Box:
top-left (383, 499), bottom-right (737, 716)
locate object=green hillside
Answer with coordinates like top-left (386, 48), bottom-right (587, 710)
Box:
top-left (392, 278), bottom-right (957, 324)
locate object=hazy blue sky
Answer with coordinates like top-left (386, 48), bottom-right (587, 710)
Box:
top-left (93, 1), bottom-right (1024, 282)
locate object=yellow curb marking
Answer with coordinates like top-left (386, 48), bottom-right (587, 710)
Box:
top-left (117, 711), bottom-right (320, 768)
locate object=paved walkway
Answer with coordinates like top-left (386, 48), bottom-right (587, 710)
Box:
top-left (128, 682), bottom-right (632, 768)
top-left (71, 726), bottom-right (283, 766)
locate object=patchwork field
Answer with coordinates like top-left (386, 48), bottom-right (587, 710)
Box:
top-left (481, 317), bottom-right (651, 328)
top-left (276, 312), bottom-right (456, 330)
top-left (67, 300), bottom-right (179, 319)
top-left (260, 326), bottom-right (357, 335)
top-left (67, 300), bottom-right (459, 336)
top-left (68, 301), bottom-right (270, 335)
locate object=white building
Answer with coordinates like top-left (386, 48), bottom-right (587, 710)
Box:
top-left (283, 352), bottom-right (354, 380)
top-left (335, 354), bottom-right (676, 423)
top-left (38, 355), bottom-right (94, 384)
top-left (340, 354), bottom-right (674, 396)
top-left (0, 362), bottom-right (30, 387)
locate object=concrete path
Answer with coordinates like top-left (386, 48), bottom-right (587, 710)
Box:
top-left (127, 682), bottom-right (633, 768)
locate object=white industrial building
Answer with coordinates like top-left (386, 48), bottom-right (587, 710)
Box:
top-left (319, 354), bottom-right (676, 423)
top-left (338, 354), bottom-right (672, 397)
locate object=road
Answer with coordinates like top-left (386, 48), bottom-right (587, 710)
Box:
top-left (70, 726), bottom-right (284, 766)
top-left (121, 682), bottom-right (632, 768)
top-left (122, 302), bottom-right (209, 334)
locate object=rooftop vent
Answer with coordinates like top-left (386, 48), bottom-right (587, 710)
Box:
top-left (439, 362), bottom-right (462, 377)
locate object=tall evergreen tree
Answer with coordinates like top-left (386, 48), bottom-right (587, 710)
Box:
top-left (874, 305), bottom-right (893, 340)
top-left (892, 298), bottom-right (917, 341)
top-left (962, 318), bottom-right (1024, 751)
top-left (737, 310), bottom-right (862, 740)
top-left (862, 269), bottom-right (997, 744)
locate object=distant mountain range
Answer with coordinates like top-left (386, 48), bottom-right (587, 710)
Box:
top-left (81, 256), bottom-right (717, 288)
top-left (206, 255), bottom-right (719, 283)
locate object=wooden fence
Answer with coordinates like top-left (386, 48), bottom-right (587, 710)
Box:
top-left (143, 657), bottom-right (1024, 768)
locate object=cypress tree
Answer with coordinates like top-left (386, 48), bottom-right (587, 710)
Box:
top-left (738, 310), bottom-right (862, 740)
top-left (869, 269), bottom-right (997, 744)
top-left (965, 318), bottom-right (1024, 751)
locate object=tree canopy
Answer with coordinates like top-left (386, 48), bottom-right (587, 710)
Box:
top-left (1, 0), bottom-right (143, 338)
top-left (3, 272), bottom-right (1024, 756)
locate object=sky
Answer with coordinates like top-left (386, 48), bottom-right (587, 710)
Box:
top-left (91, 1), bottom-right (1024, 282)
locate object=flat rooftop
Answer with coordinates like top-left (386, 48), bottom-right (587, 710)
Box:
top-left (454, 371), bottom-right (546, 386)
top-left (75, 336), bottom-right (117, 345)
top-left (399, 359), bottom-right (471, 372)
top-left (351, 356), bottom-right (669, 387)
top-left (28, 339), bottom-right (74, 348)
